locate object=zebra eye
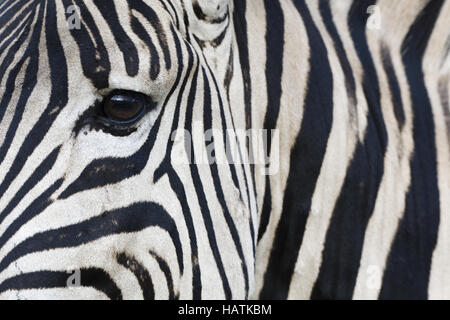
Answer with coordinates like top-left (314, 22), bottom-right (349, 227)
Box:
top-left (75, 90), bottom-right (156, 137)
top-left (102, 90), bottom-right (148, 123)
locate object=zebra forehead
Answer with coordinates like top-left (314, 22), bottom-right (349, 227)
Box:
top-left (4, 0), bottom-right (164, 142)
top-left (0, 0), bottom-right (213, 116)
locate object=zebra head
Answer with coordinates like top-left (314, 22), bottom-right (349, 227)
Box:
top-left (0, 0), bottom-right (257, 299)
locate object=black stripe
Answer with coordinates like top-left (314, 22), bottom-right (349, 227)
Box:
top-left (129, 0), bottom-right (172, 71)
top-left (261, 0), bottom-right (284, 164)
top-left (257, 177), bottom-right (271, 242)
top-left (0, 146), bottom-right (60, 226)
top-left (0, 9), bottom-right (34, 128)
top-left (0, 0), bottom-right (16, 13)
top-left (319, 0), bottom-right (358, 125)
top-left (232, 3), bottom-right (260, 239)
top-left (202, 66), bottom-right (250, 298)
top-left (210, 18), bottom-right (230, 48)
top-left (220, 47), bottom-right (243, 203)
top-left (116, 252), bottom-right (154, 300)
top-left (231, 0), bottom-right (258, 256)
top-left (64, 0), bottom-right (110, 89)
top-left (149, 250), bottom-right (177, 300)
top-left (260, 0), bottom-right (334, 299)
top-left (58, 120), bottom-right (160, 199)
top-left (0, 179), bottom-right (63, 251)
top-left (380, 0), bottom-right (443, 299)
top-left (153, 30), bottom-right (201, 299)
top-left (219, 72), bottom-right (258, 265)
top-left (183, 66), bottom-right (232, 299)
top-left (311, 0), bottom-right (388, 299)
top-left (130, 13), bottom-right (161, 80)
top-left (164, 172), bottom-right (202, 299)
top-left (0, 2), bottom-right (41, 157)
top-left (233, 1), bottom-right (252, 134)
top-left (0, 0), bottom-right (30, 14)
top-left (0, 1), bottom-right (66, 200)
top-left (0, 269), bottom-right (122, 300)
top-left (0, 0), bottom-right (35, 60)
top-left (257, 0), bottom-right (284, 243)
top-left (0, 202), bottom-right (183, 275)
top-left (380, 42), bottom-right (405, 130)
top-left (0, 0), bottom-right (33, 32)
top-left (93, 0), bottom-right (139, 76)
top-left (201, 39), bottom-right (254, 293)
top-left (158, 0), bottom-right (179, 29)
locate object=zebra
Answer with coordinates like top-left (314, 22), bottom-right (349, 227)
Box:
top-left (0, 0), bottom-right (449, 300)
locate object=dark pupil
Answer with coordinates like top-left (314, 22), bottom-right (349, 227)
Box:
top-left (104, 94), bottom-right (144, 121)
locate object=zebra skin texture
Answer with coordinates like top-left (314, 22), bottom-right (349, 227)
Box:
top-left (0, 0), bottom-right (449, 299)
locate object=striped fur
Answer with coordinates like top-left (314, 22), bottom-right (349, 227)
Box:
top-left (0, 0), bottom-right (449, 299)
